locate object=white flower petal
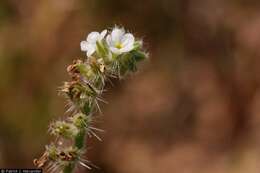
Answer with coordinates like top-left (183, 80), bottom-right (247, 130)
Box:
top-left (110, 47), bottom-right (121, 54)
top-left (87, 32), bottom-right (100, 43)
top-left (99, 29), bottom-right (107, 41)
top-left (106, 35), bottom-right (113, 46)
top-left (121, 33), bottom-right (135, 47)
top-left (80, 41), bottom-right (88, 51)
top-left (120, 44), bottom-right (134, 53)
top-left (111, 28), bottom-right (125, 43)
top-left (86, 45), bottom-right (96, 57)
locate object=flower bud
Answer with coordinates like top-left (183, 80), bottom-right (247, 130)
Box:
top-left (49, 121), bottom-right (78, 139)
top-left (69, 113), bottom-right (91, 129)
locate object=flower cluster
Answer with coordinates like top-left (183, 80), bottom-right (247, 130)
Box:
top-left (80, 27), bottom-right (139, 57)
top-left (34, 26), bottom-right (147, 173)
top-left (79, 27), bottom-right (146, 77)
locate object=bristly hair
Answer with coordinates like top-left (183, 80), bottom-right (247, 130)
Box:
top-left (34, 26), bottom-right (148, 173)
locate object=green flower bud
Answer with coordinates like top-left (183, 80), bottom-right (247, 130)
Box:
top-left (69, 113), bottom-right (91, 129)
top-left (49, 121), bottom-right (78, 139)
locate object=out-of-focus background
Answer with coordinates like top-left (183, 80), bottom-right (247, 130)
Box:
top-left (1, 0), bottom-right (260, 172)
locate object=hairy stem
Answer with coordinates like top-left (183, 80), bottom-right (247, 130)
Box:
top-left (34, 27), bottom-right (147, 173)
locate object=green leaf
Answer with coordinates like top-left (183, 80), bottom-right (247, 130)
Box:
top-left (131, 50), bottom-right (146, 62)
top-left (96, 41), bottom-right (107, 58)
top-left (133, 41), bottom-right (142, 50)
top-left (128, 58), bottom-right (137, 72)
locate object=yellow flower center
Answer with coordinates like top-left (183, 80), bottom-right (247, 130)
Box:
top-left (115, 42), bottom-right (123, 49)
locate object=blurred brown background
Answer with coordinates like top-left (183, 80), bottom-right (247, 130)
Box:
top-left (1, 0), bottom-right (260, 172)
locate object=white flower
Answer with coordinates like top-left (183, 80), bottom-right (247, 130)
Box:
top-left (106, 27), bottom-right (135, 54)
top-left (80, 30), bottom-right (107, 57)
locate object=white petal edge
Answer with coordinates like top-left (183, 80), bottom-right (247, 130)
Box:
top-left (120, 44), bottom-right (134, 53)
top-left (87, 32), bottom-right (100, 43)
top-left (86, 45), bottom-right (96, 57)
top-left (111, 28), bottom-right (125, 43)
top-left (99, 30), bottom-right (107, 41)
top-left (110, 47), bottom-right (121, 54)
top-left (80, 41), bottom-right (88, 51)
top-left (106, 35), bottom-right (113, 46)
top-left (121, 33), bottom-right (135, 47)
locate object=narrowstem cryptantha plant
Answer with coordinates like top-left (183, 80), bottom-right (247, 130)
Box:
top-left (34, 26), bottom-right (148, 173)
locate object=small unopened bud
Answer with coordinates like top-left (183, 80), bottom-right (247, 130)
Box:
top-left (45, 144), bottom-right (59, 161)
top-left (60, 81), bottom-right (98, 102)
top-left (49, 121), bottom-right (78, 139)
top-left (69, 113), bottom-right (91, 129)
